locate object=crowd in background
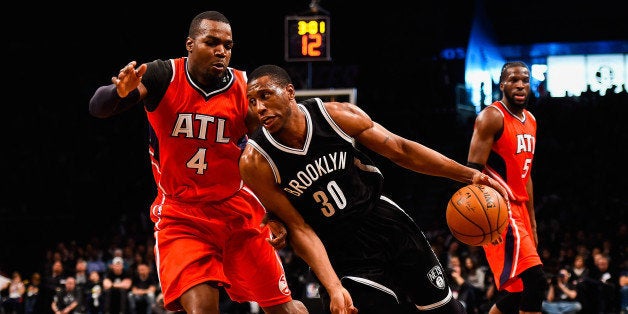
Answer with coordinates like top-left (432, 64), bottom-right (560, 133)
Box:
top-left (2, 86), bottom-right (627, 314)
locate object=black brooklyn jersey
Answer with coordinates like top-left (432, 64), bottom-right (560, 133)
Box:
top-left (250, 98), bottom-right (456, 312)
top-left (248, 98), bottom-right (383, 234)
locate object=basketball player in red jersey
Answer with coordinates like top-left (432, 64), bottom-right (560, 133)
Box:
top-left (466, 61), bottom-right (546, 314)
top-left (89, 11), bottom-right (355, 314)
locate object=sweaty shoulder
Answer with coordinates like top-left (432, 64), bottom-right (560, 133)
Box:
top-left (323, 101), bottom-right (372, 137)
top-left (239, 144), bottom-right (258, 169)
top-left (479, 104), bottom-right (504, 119)
top-left (239, 141), bottom-right (271, 182)
top-left (475, 105), bottom-right (504, 137)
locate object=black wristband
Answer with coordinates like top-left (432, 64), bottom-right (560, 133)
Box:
top-left (90, 85), bottom-right (140, 116)
top-left (467, 162), bottom-right (485, 171)
top-left (114, 87), bottom-right (142, 114)
top-left (107, 84), bottom-right (122, 99)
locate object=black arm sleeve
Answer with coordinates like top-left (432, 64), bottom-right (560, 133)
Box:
top-left (89, 84), bottom-right (141, 118)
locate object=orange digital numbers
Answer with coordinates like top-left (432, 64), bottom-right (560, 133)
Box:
top-left (285, 15), bottom-right (330, 62)
top-left (301, 33), bottom-right (322, 57)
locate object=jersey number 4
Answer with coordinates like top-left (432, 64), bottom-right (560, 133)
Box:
top-left (187, 148), bottom-right (208, 174)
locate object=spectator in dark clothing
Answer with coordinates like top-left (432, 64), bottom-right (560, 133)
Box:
top-left (128, 263), bottom-right (157, 314)
top-left (591, 255), bottom-right (619, 313)
top-left (42, 260), bottom-right (67, 314)
top-left (84, 271), bottom-right (104, 314)
top-left (102, 257), bottom-right (131, 314)
top-left (51, 276), bottom-right (81, 314)
top-left (24, 272), bottom-right (43, 314)
top-left (542, 268), bottom-right (582, 314)
top-left (448, 255), bottom-right (479, 313)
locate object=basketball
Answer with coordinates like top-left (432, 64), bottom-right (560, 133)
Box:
top-left (446, 184), bottom-right (508, 246)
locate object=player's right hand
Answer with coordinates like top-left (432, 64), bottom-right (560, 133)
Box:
top-left (111, 61), bottom-right (146, 98)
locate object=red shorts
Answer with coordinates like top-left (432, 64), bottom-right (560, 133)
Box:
top-left (483, 200), bottom-right (542, 292)
top-left (150, 187), bottom-right (292, 312)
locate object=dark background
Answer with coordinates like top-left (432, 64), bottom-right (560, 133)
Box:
top-left (3, 0), bottom-right (627, 275)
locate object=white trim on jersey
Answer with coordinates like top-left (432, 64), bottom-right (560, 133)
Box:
top-left (380, 195), bottom-right (415, 224)
top-left (183, 57), bottom-right (235, 98)
top-left (247, 139), bottom-right (282, 184)
top-left (260, 103), bottom-right (313, 155)
top-left (342, 276), bottom-right (400, 304)
top-left (415, 288), bottom-right (454, 311)
top-left (314, 97), bottom-right (355, 145)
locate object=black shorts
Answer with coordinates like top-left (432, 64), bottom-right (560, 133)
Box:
top-left (494, 265), bottom-right (546, 313)
top-left (318, 196), bottom-right (453, 311)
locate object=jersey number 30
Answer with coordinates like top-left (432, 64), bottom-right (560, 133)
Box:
top-left (312, 181), bottom-right (347, 217)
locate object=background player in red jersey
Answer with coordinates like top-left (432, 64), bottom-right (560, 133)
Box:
top-left (466, 61), bottom-right (546, 314)
top-left (88, 10), bottom-right (355, 314)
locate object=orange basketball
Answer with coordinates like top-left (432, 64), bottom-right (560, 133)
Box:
top-left (446, 184), bottom-right (508, 246)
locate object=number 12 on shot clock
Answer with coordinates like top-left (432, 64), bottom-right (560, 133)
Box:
top-left (285, 15), bottom-right (331, 62)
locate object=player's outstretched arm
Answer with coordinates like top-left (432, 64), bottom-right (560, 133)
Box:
top-left (89, 61), bottom-right (147, 118)
top-left (325, 101), bottom-right (509, 202)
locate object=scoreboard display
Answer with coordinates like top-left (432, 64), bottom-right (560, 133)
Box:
top-left (285, 15), bottom-right (331, 62)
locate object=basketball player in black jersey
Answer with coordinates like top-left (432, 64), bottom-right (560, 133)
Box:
top-left (239, 65), bottom-right (509, 313)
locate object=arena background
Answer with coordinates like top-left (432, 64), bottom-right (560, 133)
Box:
top-left (3, 0), bottom-right (626, 276)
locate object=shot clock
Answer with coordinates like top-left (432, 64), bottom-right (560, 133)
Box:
top-left (285, 15), bottom-right (331, 62)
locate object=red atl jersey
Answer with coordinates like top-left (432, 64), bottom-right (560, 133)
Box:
top-left (482, 101), bottom-right (540, 292)
top-left (484, 101), bottom-right (536, 202)
top-left (146, 57), bottom-right (249, 202)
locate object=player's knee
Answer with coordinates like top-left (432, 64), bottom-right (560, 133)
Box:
top-left (488, 304), bottom-right (503, 314)
top-left (291, 300), bottom-right (309, 314)
top-left (179, 283), bottom-right (221, 314)
top-left (262, 300), bottom-right (308, 314)
top-left (520, 265), bottom-right (546, 311)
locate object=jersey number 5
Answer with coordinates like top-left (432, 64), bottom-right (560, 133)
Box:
top-left (521, 158), bottom-right (532, 178)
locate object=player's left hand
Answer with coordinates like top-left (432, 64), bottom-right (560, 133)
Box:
top-left (262, 219), bottom-right (288, 250)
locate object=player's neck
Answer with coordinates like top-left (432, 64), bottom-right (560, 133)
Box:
top-left (277, 110), bottom-right (307, 149)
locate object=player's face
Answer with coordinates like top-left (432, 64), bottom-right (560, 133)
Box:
top-left (500, 66), bottom-right (530, 110)
top-left (187, 19), bottom-right (233, 83)
top-left (247, 76), bottom-right (294, 134)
